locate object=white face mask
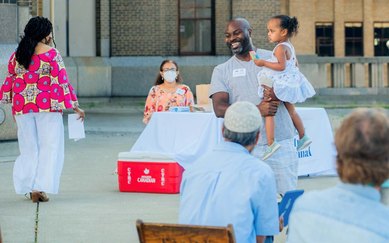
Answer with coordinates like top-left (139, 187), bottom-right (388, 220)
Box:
top-left (163, 70), bottom-right (177, 83)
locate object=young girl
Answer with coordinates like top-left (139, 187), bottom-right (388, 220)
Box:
top-left (254, 15), bottom-right (315, 160)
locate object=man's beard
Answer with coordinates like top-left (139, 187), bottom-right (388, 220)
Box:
top-left (227, 36), bottom-right (251, 55)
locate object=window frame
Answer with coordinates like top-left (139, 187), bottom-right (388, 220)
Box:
top-left (345, 22), bottom-right (364, 56)
top-left (373, 22), bottom-right (389, 56)
top-left (315, 22), bottom-right (334, 57)
top-left (178, 0), bottom-right (215, 56)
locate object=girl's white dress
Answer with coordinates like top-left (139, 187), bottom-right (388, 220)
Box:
top-left (257, 42), bottom-right (316, 103)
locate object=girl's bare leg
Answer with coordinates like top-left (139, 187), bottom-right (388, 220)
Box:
top-left (265, 115), bottom-right (275, 146)
top-left (285, 102), bottom-right (305, 139)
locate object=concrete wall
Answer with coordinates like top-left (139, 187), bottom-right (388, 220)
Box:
top-left (0, 44), bottom-right (18, 141)
top-left (69, 0), bottom-right (96, 56)
top-left (110, 56), bottom-right (229, 96)
top-left (1, 53), bottom-right (388, 98)
top-left (41, 0), bottom-right (96, 57)
top-left (42, 0), bottom-right (66, 55)
top-left (0, 5), bottom-right (18, 44)
top-left (0, 104), bottom-right (17, 141)
top-left (64, 56), bottom-right (389, 97)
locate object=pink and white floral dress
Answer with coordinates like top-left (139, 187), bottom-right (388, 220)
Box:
top-left (0, 48), bottom-right (79, 115)
top-left (143, 84), bottom-right (194, 124)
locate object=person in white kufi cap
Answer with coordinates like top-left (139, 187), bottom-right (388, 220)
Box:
top-left (224, 101), bottom-right (261, 133)
top-left (179, 101), bottom-right (280, 243)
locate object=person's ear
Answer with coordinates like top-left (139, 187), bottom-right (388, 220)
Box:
top-left (45, 36), bottom-right (52, 45)
top-left (160, 71), bottom-right (164, 80)
top-left (248, 28), bottom-right (252, 37)
top-left (281, 29), bottom-right (288, 37)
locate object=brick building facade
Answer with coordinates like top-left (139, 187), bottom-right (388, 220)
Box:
top-left (100, 0), bottom-right (280, 56)
top-left (2, 0), bottom-right (389, 58)
top-left (1, 0), bottom-right (388, 98)
top-left (284, 0), bottom-right (389, 57)
top-left (97, 0), bottom-right (389, 57)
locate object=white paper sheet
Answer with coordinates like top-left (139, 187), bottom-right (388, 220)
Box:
top-left (68, 114), bottom-right (85, 141)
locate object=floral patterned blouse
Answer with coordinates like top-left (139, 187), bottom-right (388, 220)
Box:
top-left (143, 84), bottom-right (194, 124)
top-left (0, 48), bottom-right (78, 115)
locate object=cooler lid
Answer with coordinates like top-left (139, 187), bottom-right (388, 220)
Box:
top-left (118, 151), bottom-right (175, 162)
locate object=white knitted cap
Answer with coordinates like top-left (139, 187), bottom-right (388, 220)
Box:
top-left (224, 101), bottom-right (262, 133)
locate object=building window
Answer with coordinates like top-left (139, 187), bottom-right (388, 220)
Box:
top-left (345, 23), bottom-right (363, 56)
top-left (374, 23), bottom-right (389, 56)
top-left (179, 0), bottom-right (214, 55)
top-left (315, 23), bottom-right (334, 56)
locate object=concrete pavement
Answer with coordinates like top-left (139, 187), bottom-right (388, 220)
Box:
top-left (0, 100), bottom-right (366, 243)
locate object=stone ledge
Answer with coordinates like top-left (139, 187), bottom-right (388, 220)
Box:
top-left (0, 104), bottom-right (17, 141)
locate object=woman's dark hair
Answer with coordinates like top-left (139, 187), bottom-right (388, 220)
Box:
top-left (15, 16), bottom-right (53, 69)
top-left (272, 15), bottom-right (299, 37)
top-left (154, 59), bottom-right (183, 85)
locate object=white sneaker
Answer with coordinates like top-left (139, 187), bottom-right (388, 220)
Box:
top-left (297, 135), bottom-right (312, 151)
top-left (263, 142), bottom-right (281, 160)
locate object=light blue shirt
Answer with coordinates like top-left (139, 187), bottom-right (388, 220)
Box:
top-left (287, 183), bottom-right (389, 243)
top-left (179, 142), bottom-right (279, 243)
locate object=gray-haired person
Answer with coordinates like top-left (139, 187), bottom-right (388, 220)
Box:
top-left (179, 101), bottom-right (280, 243)
top-left (287, 108), bottom-right (389, 243)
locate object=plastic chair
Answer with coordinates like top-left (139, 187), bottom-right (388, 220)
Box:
top-left (194, 84), bottom-right (213, 112)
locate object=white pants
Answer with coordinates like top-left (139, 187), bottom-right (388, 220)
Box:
top-left (14, 112), bottom-right (64, 194)
top-left (252, 139), bottom-right (298, 195)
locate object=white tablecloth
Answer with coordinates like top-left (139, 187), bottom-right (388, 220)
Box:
top-left (131, 108), bottom-right (336, 176)
top-left (292, 108), bottom-right (336, 176)
top-left (131, 112), bottom-right (224, 168)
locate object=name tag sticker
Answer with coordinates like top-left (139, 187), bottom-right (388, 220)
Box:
top-left (233, 68), bottom-right (246, 77)
top-left (176, 89), bottom-right (185, 95)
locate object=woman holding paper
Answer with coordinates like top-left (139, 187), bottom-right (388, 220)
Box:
top-left (0, 16), bottom-right (84, 203)
top-left (143, 59), bottom-right (194, 124)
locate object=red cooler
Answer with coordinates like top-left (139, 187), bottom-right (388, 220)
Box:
top-left (117, 152), bottom-right (184, 194)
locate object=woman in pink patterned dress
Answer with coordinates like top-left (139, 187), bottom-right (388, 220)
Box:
top-left (143, 60), bottom-right (194, 124)
top-left (0, 17), bottom-right (85, 203)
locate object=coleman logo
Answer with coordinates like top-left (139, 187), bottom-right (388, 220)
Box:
top-left (144, 168), bottom-right (150, 174)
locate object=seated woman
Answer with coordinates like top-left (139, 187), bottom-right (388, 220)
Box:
top-left (143, 59), bottom-right (194, 124)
